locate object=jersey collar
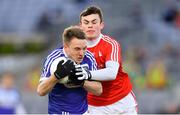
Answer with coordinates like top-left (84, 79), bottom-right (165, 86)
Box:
top-left (87, 34), bottom-right (103, 48)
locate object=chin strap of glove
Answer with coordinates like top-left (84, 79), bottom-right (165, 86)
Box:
top-left (75, 65), bottom-right (92, 80)
top-left (54, 59), bottom-right (75, 80)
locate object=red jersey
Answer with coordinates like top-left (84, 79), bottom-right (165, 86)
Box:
top-left (87, 34), bottom-right (132, 106)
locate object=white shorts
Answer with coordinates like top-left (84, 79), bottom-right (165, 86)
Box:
top-left (87, 91), bottom-right (138, 115)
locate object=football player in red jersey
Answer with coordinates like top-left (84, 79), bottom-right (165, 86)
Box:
top-left (75, 6), bottom-right (138, 114)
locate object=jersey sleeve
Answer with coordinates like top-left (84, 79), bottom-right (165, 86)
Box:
top-left (40, 57), bottom-right (51, 82)
top-left (40, 49), bottom-right (62, 82)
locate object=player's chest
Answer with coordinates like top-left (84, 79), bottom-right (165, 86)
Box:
top-left (88, 47), bottom-right (105, 69)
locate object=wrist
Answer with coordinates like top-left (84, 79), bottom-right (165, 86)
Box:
top-left (51, 74), bottom-right (60, 83)
top-left (54, 72), bottom-right (61, 80)
top-left (81, 80), bottom-right (85, 87)
top-left (83, 80), bottom-right (88, 88)
top-left (86, 70), bottom-right (92, 80)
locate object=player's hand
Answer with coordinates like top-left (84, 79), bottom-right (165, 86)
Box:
top-left (64, 79), bottom-right (85, 88)
top-left (54, 59), bottom-right (75, 80)
top-left (63, 65), bottom-right (85, 88)
top-left (75, 65), bottom-right (92, 80)
top-left (64, 70), bottom-right (85, 88)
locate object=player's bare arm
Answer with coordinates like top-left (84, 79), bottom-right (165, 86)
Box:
top-left (83, 80), bottom-right (102, 96)
top-left (37, 75), bottom-right (58, 96)
top-left (37, 59), bottom-right (75, 96)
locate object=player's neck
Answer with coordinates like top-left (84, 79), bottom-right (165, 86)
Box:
top-left (63, 48), bottom-right (68, 58)
top-left (87, 34), bottom-right (102, 48)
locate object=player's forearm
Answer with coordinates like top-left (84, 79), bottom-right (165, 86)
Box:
top-left (37, 75), bottom-right (58, 96)
top-left (83, 80), bottom-right (102, 96)
top-left (90, 61), bottom-right (119, 81)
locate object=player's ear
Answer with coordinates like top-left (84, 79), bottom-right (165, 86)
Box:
top-left (79, 22), bottom-right (82, 28)
top-left (63, 43), bottom-right (68, 49)
top-left (100, 21), bottom-right (104, 30)
top-left (76, 24), bottom-right (82, 29)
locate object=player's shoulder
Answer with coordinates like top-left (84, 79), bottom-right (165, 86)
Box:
top-left (85, 50), bottom-right (95, 59)
top-left (85, 50), bottom-right (96, 61)
top-left (43, 47), bottom-right (64, 70)
top-left (101, 34), bottom-right (119, 45)
top-left (85, 50), bottom-right (93, 56)
top-left (46, 47), bottom-right (63, 59)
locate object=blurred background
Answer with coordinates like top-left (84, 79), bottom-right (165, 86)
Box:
top-left (0, 0), bottom-right (180, 114)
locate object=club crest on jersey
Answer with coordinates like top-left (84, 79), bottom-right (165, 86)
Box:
top-left (98, 51), bottom-right (102, 57)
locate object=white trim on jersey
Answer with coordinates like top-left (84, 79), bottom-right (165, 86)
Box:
top-left (87, 33), bottom-right (120, 62)
top-left (39, 76), bottom-right (49, 83)
top-left (45, 52), bottom-right (63, 77)
top-left (44, 49), bottom-right (61, 69)
top-left (102, 35), bottom-right (120, 62)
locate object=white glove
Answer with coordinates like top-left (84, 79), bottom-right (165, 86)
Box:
top-left (75, 65), bottom-right (92, 80)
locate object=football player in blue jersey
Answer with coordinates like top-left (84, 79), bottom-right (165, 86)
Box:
top-left (0, 72), bottom-right (26, 114)
top-left (37, 26), bottom-right (102, 114)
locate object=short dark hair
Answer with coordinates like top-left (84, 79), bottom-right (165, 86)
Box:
top-left (80, 6), bottom-right (103, 22)
top-left (62, 26), bottom-right (86, 44)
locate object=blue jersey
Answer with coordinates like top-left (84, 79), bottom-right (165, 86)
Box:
top-left (41, 47), bottom-right (97, 114)
top-left (0, 88), bottom-right (20, 114)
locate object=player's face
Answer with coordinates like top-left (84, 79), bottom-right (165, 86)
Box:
top-left (1, 73), bottom-right (15, 89)
top-left (64, 37), bottom-right (87, 64)
top-left (80, 14), bottom-right (104, 40)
